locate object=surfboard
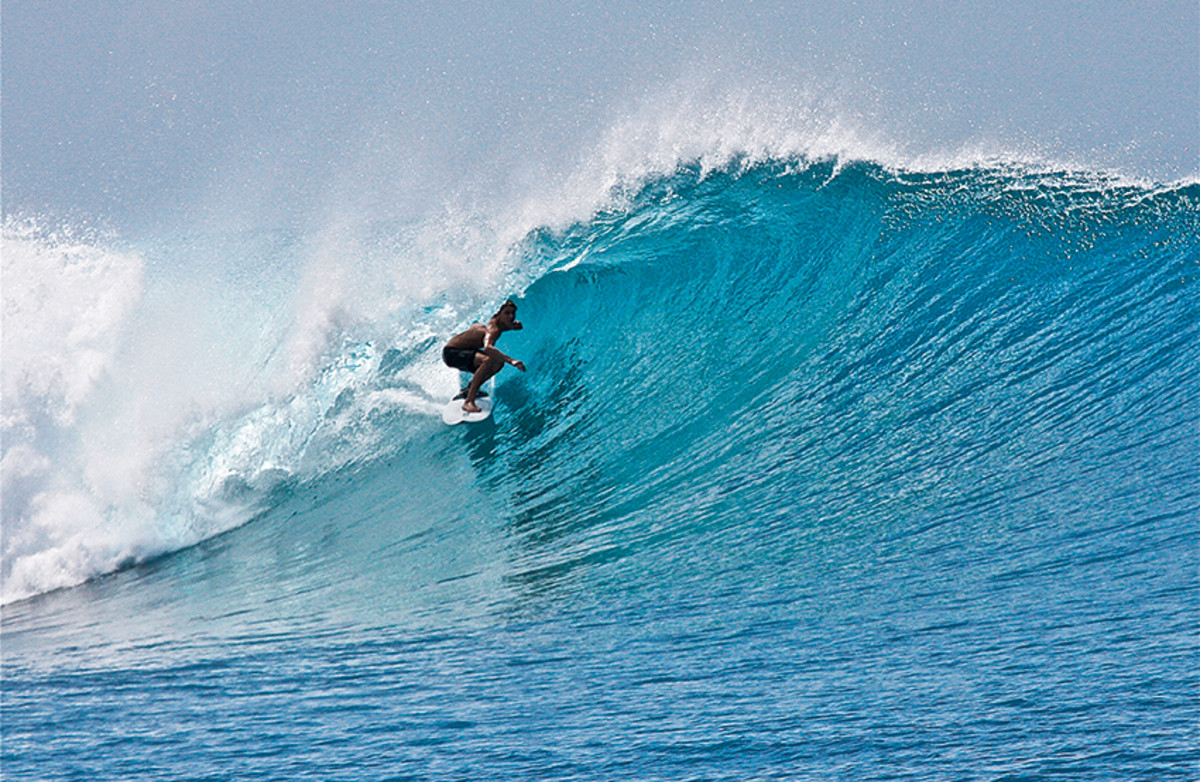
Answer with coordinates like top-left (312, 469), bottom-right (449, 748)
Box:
top-left (442, 395), bottom-right (493, 425)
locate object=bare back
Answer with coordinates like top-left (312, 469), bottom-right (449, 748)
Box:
top-left (444, 321), bottom-right (504, 350)
top-left (444, 323), bottom-right (493, 350)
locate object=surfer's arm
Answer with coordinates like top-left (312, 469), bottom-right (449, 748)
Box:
top-left (484, 347), bottom-right (525, 371)
top-left (482, 325), bottom-right (524, 371)
top-left (480, 342), bottom-right (524, 372)
top-left (482, 323), bottom-right (503, 351)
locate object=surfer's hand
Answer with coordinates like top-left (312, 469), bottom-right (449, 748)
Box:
top-left (511, 360), bottom-right (526, 372)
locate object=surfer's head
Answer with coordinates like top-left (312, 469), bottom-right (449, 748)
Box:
top-left (495, 300), bottom-right (522, 330)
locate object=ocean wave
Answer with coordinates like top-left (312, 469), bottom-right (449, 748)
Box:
top-left (3, 155), bottom-right (1197, 604)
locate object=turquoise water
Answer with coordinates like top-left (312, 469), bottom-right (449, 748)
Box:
top-left (4, 160), bottom-right (1198, 779)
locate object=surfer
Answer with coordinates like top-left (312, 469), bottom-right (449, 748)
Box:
top-left (442, 300), bottom-right (526, 413)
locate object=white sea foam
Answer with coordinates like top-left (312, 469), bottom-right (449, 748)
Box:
top-left (2, 221), bottom-right (152, 601)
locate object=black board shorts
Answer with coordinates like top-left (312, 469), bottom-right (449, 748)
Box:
top-left (442, 346), bottom-right (479, 374)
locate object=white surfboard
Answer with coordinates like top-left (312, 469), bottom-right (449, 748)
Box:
top-left (442, 395), bottom-right (493, 425)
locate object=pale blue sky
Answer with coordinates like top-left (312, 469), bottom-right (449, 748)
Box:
top-left (4, 0), bottom-right (1197, 229)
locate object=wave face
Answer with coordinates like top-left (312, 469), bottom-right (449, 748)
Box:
top-left (4, 160), bottom-right (1199, 779)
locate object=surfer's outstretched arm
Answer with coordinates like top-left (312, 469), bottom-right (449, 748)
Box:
top-left (483, 346), bottom-right (525, 372)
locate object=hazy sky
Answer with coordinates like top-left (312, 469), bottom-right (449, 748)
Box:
top-left (4, 0), bottom-right (1197, 230)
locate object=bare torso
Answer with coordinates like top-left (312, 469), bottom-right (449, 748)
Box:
top-left (444, 323), bottom-right (494, 351)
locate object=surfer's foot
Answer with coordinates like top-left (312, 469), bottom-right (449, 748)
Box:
top-left (462, 401), bottom-right (482, 414)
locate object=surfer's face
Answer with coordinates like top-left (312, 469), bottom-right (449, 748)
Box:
top-left (497, 304), bottom-right (520, 329)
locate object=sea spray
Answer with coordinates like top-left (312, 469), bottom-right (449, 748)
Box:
top-left (2, 220), bottom-right (150, 599)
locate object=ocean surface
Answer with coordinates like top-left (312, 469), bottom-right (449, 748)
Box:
top-left (4, 157), bottom-right (1199, 779)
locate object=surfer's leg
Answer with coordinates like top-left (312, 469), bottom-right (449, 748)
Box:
top-left (463, 351), bottom-right (503, 412)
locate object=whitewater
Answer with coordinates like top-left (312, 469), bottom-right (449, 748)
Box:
top-left (4, 11), bottom-right (1200, 769)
